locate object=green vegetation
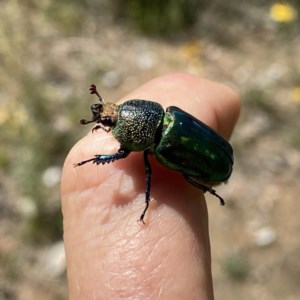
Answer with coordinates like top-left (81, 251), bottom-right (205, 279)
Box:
top-left (223, 253), bottom-right (250, 281)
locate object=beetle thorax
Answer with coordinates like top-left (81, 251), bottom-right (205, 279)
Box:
top-left (112, 100), bottom-right (164, 151)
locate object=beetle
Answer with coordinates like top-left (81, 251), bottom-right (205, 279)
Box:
top-left (74, 84), bottom-right (234, 223)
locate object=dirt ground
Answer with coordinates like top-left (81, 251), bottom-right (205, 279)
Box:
top-left (0, 1), bottom-right (300, 299)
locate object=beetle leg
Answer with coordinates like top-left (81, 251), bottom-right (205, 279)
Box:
top-left (183, 175), bottom-right (225, 206)
top-left (138, 149), bottom-right (152, 224)
top-left (74, 148), bottom-right (130, 167)
top-left (92, 124), bottom-right (111, 133)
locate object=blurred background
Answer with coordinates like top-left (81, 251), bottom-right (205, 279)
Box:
top-left (0, 0), bottom-right (300, 299)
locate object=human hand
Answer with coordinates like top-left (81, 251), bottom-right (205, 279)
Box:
top-left (61, 73), bottom-right (240, 299)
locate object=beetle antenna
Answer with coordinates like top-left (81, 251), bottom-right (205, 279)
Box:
top-left (89, 84), bottom-right (104, 104)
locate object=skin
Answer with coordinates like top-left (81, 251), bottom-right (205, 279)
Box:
top-left (61, 73), bottom-right (240, 300)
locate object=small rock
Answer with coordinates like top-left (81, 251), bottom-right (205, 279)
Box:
top-left (42, 241), bottom-right (66, 278)
top-left (18, 197), bottom-right (37, 218)
top-left (136, 51), bottom-right (157, 70)
top-left (101, 70), bottom-right (121, 88)
top-left (264, 154), bottom-right (287, 174)
top-left (253, 226), bottom-right (277, 247)
top-left (42, 166), bottom-right (62, 187)
top-left (238, 113), bottom-right (271, 140)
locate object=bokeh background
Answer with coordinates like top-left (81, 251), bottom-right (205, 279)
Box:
top-left (1, 1), bottom-right (300, 299)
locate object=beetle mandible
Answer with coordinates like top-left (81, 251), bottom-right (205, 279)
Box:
top-left (74, 84), bottom-right (234, 223)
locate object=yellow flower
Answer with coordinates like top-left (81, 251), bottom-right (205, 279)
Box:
top-left (270, 3), bottom-right (297, 23)
top-left (179, 40), bottom-right (203, 72)
top-left (291, 87), bottom-right (300, 103)
top-left (180, 40), bottom-right (201, 60)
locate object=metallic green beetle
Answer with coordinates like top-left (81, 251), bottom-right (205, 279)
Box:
top-left (75, 84), bottom-right (233, 223)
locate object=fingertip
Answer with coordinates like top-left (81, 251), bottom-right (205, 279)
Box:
top-left (211, 83), bottom-right (241, 138)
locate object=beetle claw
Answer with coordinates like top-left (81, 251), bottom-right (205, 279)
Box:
top-left (137, 216), bottom-right (146, 225)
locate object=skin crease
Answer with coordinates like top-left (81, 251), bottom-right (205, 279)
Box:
top-left (61, 73), bottom-right (240, 300)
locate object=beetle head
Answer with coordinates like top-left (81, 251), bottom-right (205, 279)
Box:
top-left (80, 84), bottom-right (119, 129)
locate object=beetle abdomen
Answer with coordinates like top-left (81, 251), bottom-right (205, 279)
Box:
top-left (154, 106), bottom-right (233, 183)
top-left (113, 100), bottom-right (164, 151)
